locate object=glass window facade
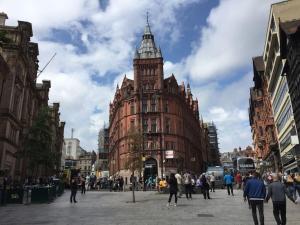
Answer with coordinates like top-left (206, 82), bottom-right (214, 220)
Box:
top-left (273, 79), bottom-right (288, 115)
top-left (276, 102), bottom-right (293, 133)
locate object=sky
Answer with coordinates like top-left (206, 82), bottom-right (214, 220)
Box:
top-left (0, 0), bottom-right (281, 152)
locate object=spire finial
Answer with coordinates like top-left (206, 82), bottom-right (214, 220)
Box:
top-left (146, 11), bottom-right (150, 25)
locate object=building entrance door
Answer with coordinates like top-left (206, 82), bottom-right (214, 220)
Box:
top-left (143, 158), bottom-right (158, 190)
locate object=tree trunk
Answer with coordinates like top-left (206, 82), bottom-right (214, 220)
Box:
top-left (132, 172), bottom-right (136, 203)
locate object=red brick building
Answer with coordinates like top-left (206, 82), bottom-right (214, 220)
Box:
top-left (0, 13), bottom-right (65, 180)
top-left (109, 22), bottom-right (208, 180)
top-left (249, 56), bottom-right (281, 172)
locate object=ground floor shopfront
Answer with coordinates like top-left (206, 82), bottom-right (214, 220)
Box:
top-left (281, 145), bottom-right (300, 173)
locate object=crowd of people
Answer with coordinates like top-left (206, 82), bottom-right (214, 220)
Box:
top-left (162, 170), bottom-right (300, 225)
top-left (243, 171), bottom-right (299, 225)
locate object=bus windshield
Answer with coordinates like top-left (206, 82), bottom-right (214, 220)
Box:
top-left (237, 158), bottom-right (255, 172)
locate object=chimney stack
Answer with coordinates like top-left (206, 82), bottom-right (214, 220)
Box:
top-left (0, 12), bottom-right (8, 26)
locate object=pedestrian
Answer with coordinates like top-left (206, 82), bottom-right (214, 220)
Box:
top-left (109, 176), bottom-right (113, 192)
top-left (119, 176), bottom-right (124, 191)
top-left (167, 173), bottom-right (178, 207)
top-left (285, 173), bottom-right (295, 199)
top-left (81, 177), bottom-right (86, 194)
top-left (200, 174), bottom-right (211, 199)
top-left (243, 173), bottom-right (252, 209)
top-left (235, 172), bottom-right (242, 189)
top-left (210, 172), bottom-right (216, 192)
top-left (183, 172), bottom-right (192, 199)
top-left (175, 172), bottom-right (183, 197)
top-left (294, 173), bottom-right (300, 200)
top-left (265, 173), bottom-right (297, 225)
top-left (224, 172), bottom-right (234, 196)
top-left (243, 172), bottom-right (266, 225)
top-left (70, 178), bottom-right (78, 203)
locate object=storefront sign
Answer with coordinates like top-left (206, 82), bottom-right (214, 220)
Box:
top-left (165, 150), bottom-right (174, 159)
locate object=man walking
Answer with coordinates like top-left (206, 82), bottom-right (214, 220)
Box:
top-left (224, 172), bottom-right (234, 196)
top-left (265, 173), bottom-right (296, 225)
top-left (244, 172), bottom-right (266, 225)
top-left (175, 172), bottom-right (183, 197)
top-left (70, 178), bottom-right (78, 203)
top-left (81, 177), bottom-right (86, 194)
top-left (183, 172), bottom-right (192, 199)
top-left (200, 174), bottom-right (211, 199)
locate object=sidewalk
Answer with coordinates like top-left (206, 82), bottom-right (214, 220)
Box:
top-left (0, 189), bottom-right (299, 225)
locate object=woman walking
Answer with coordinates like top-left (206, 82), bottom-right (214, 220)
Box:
top-left (167, 173), bottom-right (178, 207)
top-left (201, 174), bottom-right (211, 199)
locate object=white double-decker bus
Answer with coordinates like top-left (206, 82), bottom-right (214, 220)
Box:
top-left (236, 157), bottom-right (255, 175)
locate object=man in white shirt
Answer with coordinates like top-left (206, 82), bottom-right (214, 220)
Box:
top-left (175, 172), bottom-right (183, 197)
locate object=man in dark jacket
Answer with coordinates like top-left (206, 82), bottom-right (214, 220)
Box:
top-left (167, 173), bottom-right (178, 207)
top-left (244, 172), bottom-right (266, 225)
top-left (200, 174), bottom-right (211, 199)
top-left (265, 173), bottom-right (296, 225)
top-left (70, 178), bottom-right (78, 203)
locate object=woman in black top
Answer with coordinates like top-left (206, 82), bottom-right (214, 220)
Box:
top-left (167, 173), bottom-right (178, 207)
top-left (200, 174), bottom-right (211, 199)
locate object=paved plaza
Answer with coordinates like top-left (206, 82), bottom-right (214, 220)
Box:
top-left (0, 189), bottom-right (299, 225)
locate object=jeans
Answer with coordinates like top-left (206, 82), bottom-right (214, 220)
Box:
top-left (226, 184), bottom-right (233, 195)
top-left (250, 200), bottom-right (264, 225)
top-left (273, 201), bottom-right (286, 225)
top-left (287, 185), bottom-right (295, 199)
top-left (210, 182), bottom-right (215, 192)
top-left (185, 184), bottom-right (192, 199)
top-left (81, 185), bottom-right (86, 194)
top-left (294, 184), bottom-right (300, 199)
top-left (202, 187), bottom-right (210, 199)
top-left (70, 190), bottom-right (77, 203)
top-left (168, 192), bottom-right (177, 203)
top-left (178, 184), bottom-right (183, 196)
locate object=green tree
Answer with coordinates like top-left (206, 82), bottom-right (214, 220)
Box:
top-left (23, 106), bottom-right (54, 177)
top-left (124, 127), bottom-right (144, 203)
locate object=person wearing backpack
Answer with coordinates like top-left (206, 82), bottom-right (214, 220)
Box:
top-left (183, 172), bottom-right (192, 199)
top-left (265, 173), bottom-right (297, 225)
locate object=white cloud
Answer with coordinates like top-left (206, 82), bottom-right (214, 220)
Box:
top-left (185, 0), bottom-right (279, 82)
top-left (192, 72), bottom-right (253, 152)
top-left (0, 0), bottom-right (202, 151)
top-left (0, 0), bottom-right (280, 153)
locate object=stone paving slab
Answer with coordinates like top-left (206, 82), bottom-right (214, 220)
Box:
top-left (0, 189), bottom-right (299, 225)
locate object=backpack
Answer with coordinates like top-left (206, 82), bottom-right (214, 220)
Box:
top-left (184, 174), bottom-right (191, 184)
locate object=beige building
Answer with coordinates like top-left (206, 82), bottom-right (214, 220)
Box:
top-left (263, 0), bottom-right (300, 172)
top-left (76, 151), bottom-right (96, 177)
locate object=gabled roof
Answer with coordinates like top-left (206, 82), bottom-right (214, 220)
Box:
top-left (120, 75), bottom-right (133, 89)
top-left (164, 74), bottom-right (178, 86)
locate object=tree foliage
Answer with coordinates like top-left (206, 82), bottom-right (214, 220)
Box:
top-left (23, 106), bottom-right (54, 176)
top-left (124, 126), bottom-right (144, 203)
top-left (125, 127), bottom-right (144, 175)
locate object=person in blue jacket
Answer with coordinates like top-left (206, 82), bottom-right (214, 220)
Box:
top-left (224, 172), bottom-right (234, 196)
top-left (243, 172), bottom-right (266, 225)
